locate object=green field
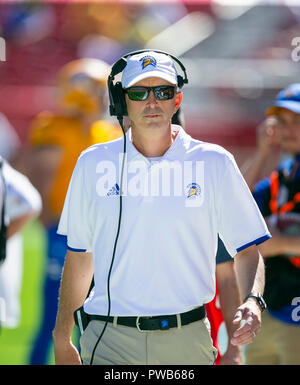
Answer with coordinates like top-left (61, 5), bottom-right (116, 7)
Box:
top-left (0, 220), bottom-right (55, 365)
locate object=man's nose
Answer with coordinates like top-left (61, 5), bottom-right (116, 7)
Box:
top-left (146, 90), bottom-right (158, 105)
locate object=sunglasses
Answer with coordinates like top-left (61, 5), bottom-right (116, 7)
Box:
top-left (124, 85), bottom-right (175, 101)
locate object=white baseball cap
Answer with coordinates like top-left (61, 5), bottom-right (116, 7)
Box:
top-left (121, 51), bottom-right (178, 88)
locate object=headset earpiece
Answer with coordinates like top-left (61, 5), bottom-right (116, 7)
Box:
top-left (108, 80), bottom-right (127, 117)
top-left (177, 75), bottom-right (184, 89)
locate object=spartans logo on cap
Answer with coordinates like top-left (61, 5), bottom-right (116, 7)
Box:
top-left (140, 56), bottom-right (157, 70)
top-left (121, 51), bottom-right (178, 88)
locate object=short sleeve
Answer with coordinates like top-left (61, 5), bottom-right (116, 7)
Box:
top-left (57, 155), bottom-right (92, 252)
top-left (0, 113), bottom-right (20, 159)
top-left (4, 161), bottom-right (42, 221)
top-left (217, 154), bottom-right (271, 257)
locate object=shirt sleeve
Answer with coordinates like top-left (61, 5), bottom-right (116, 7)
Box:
top-left (57, 154), bottom-right (92, 252)
top-left (217, 153), bottom-right (271, 257)
top-left (0, 113), bottom-right (20, 159)
top-left (4, 161), bottom-right (42, 221)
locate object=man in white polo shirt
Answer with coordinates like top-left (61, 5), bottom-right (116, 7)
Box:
top-left (53, 50), bottom-right (271, 365)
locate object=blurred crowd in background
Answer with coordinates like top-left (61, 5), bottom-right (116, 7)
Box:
top-left (0, 0), bottom-right (300, 365)
top-left (1, 1), bottom-right (300, 160)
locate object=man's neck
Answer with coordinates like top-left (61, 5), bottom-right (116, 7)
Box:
top-left (131, 123), bottom-right (178, 157)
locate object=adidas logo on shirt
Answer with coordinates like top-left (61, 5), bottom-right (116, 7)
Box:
top-left (107, 183), bottom-right (120, 196)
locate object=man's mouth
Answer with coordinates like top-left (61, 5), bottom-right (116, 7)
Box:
top-left (143, 108), bottom-right (162, 118)
top-left (145, 114), bottom-right (160, 118)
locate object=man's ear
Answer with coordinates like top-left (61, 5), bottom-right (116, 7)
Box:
top-left (174, 91), bottom-right (183, 112)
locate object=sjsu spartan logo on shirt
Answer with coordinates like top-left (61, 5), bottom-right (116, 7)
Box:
top-left (186, 183), bottom-right (201, 199)
top-left (140, 56), bottom-right (157, 70)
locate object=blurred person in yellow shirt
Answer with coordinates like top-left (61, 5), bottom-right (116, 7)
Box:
top-left (26, 58), bottom-right (122, 365)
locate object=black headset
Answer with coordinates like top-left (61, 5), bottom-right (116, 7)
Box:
top-left (108, 49), bottom-right (189, 119)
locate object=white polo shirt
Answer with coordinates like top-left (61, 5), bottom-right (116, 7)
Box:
top-left (58, 125), bottom-right (270, 316)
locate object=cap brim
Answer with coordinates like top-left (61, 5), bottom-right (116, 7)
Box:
top-left (123, 70), bottom-right (177, 88)
top-left (266, 101), bottom-right (300, 116)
